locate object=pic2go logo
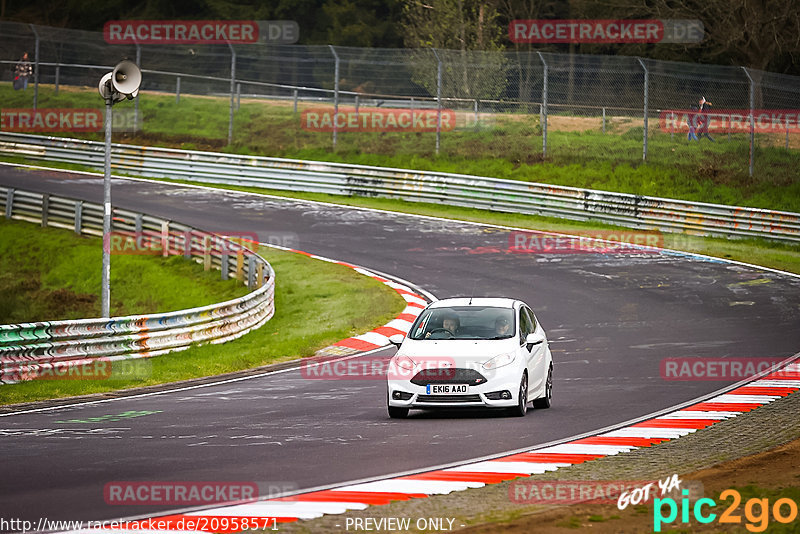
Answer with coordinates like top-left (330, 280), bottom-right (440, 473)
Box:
top-left (653, 489), bottom-right (799, 532)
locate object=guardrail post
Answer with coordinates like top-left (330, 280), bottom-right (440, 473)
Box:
top-left (74, 200), bottom-right (83, 234)
top-left (183, 231), bottom-right (192, 259)
top-left (4, 188), bottom-right (13, 219)
top-left (134, 44), bottom-right (141, 133)
top-left (233, 248), bottom-right (243, 281)
top-left (742, 67), bottom-right (755, 177)
top-left (176, 76), bottom-right (181, 104)
top-left (602, 107), bottom-right (606, 134)
top-left (637, 58), bottom-right (649, 161)
top-left (293, 88), bottom-right (298, 114)
top-left (160, 220), bottom-right (169, 257)
top-left (256, 262), bottom-right (264, 288)
top-left (221, 253), bottom-right (229, 280)
top-left (537, 51), bottom-right (548, 158)
top-left (329, 45), bottom-right (340, 149)
top-left (247, 255), bottom-right (256, 290)
top-left (432, 48), bottom-right (442, 155)
top-left (29, 24), bottom-right (40, 111)
top-left (41, 193), bottom-right (49, 227)
top-left (203, 235), bottom-right (212, 271)
top-left (55, 64), bottom-right (60, 95)
top-left (228, 43), bottom-right (236, 145)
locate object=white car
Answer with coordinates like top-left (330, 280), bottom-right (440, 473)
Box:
top-left (386, 297), bottom-right (553, 418)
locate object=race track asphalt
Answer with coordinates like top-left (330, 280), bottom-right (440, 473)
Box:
top-left (1, 165), bottom-right (799, 524)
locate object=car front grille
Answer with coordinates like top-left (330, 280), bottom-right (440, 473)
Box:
top-left (415, 394), bottom-right (482, 403)
top-left (410, 368), bottom-right (487, 386)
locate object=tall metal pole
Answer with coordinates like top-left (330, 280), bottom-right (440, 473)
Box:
top-left (228, 43), bottom-right (236, 145)
top-left (329, 45), bottom-right (340, 149)
top-left (537, 52), bottom-right (548, 158)
top-left (638, 58), bottom-right (649, 161)
top-left (102, 98), bottom-right (113, 318)
top-left (742, 67), bottom-right (755, 177)
top-left (432, 48), bottom-right (442, 155)
top-left (29, 24), bottom-right (40, 110)
top-left (134, 44), bottom-right (141, 133)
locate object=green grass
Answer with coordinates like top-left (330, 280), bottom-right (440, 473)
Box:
top-left (2, 82), bottom-right (799, 212)
top-left (0, 218), bottom-right (248, 322)
top-left (0, 238), bottom-right (406, 406)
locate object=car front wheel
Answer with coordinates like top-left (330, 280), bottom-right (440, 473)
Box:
top-left (508, 372), bottom-right (528, 417)
top-left (532, 364), bottom-right (553, 409)
top-left (388, 406), bottom-right (409, 418)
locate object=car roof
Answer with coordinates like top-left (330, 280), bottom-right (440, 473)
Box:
top-left (427, 297), bottom-right (521, 309)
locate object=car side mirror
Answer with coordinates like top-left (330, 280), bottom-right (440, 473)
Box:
top-left (388, 333), bottom-right (405, 349)
top-left (525, 332), bottom-right (545, 351)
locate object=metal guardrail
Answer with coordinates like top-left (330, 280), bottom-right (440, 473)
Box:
top-left (0, 185), bottom-right (276, 385)
top-left (0, 132), bottom-right (798, 243)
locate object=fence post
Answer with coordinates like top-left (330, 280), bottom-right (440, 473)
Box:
top-left (474, 99), bottom-right (479, 129)
top-left (537, 51), bottom-right (548, 158)
top-left (786, 128), bottom-right (790, 150)
top-left (55, 64), bottom-right (60, 95)
top-left (329, 45), bottom-right (340, 149)
top-left (432, 48), bottom-right (443, 155)
top-left (236, 82), bottom-right (241, 110)
top-left (134, 44), bottom-right (141, 133)
top-left (602, 107), bottom-right (606, 134)
top-left (176, 76), bottom-right (181, 104)
top-left (293, 88), bottom-right (298, 114)
top-left (221, 253), bottom-right (229, 280)
top-left (228, 43), bottom-right (236, 145)
top-left (41, 193), bottom-right (49, 227)
top-left (742, 67), bottom-right (755, 177)
top-left (670, 112), bottom-right (675, 140)
top-left (29, 24), bottom-right (40, 111)
top-left (637, 58), bottom-right (649, 161)
top-left (355, 94), bottom-right (359, 121)
top-left (74, 200), bottom-right (83, 234)
top-left (4, 188), bottom-right (12, 219)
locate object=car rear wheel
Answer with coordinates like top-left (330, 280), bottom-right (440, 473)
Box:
top-left (507, 372), bottom-right (528, 417)
top-left (388, 406), bottom-right (409, 418)
top-left (532, 364), bottom-right (553, 409)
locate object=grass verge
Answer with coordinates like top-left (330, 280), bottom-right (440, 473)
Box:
top-left (1, 83), bottom-right (798, 212)
top-left (0, 218), bottom-right (248, 322)
top-left (0, 225), bottom-right (406, 406)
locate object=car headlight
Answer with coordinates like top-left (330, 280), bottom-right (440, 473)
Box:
top-left (482, 352), bottom-right (516, 370)
top-left (395, 354), bottom-right (417, 370)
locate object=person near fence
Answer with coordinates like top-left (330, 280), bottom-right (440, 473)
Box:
top-left (697, 96), bottom-right (715, 142)
top-left (687, 104), bottom-right (699, 141)
top-left (14, 52), bottom-right (32, 90)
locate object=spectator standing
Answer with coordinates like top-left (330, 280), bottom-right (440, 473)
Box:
top-left (697, 96), bottom-right (715, 141)
top-left (14, 52), bottom-right (32, 90)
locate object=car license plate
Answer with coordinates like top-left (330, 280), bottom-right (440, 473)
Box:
top-left (426, 384), bottom-right (468, 394)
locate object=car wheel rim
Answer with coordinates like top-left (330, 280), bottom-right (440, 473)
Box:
top-left (520, 375), bottom-right (527, 411)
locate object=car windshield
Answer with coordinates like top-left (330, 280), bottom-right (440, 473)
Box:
top-left (409, 306), bottom-right (516, 340)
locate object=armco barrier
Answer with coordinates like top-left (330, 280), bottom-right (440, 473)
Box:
top-left (0, 186), bottom-right (275, 385)
top-left (1, 132), bottom-right (798, 242)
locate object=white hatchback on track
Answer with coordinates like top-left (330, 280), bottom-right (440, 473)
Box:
top-left (386, 297), bottom-right (553, 418)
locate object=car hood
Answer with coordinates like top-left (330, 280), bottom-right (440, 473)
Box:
top-left (396, 338), bottom-right (518, 366)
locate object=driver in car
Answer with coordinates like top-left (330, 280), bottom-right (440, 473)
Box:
top-left (494, 317), bottom-right (511, 337)
top-left (426, 314), bottom-right (461, 338)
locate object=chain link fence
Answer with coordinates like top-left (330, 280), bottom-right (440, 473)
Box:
top-left (2, 21), bottom-right (799, 179)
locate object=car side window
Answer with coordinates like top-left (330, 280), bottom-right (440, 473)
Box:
top-left (524, 307), bottom-right (538, 332)
top-left (519, 308), bottom-right (533, 343)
